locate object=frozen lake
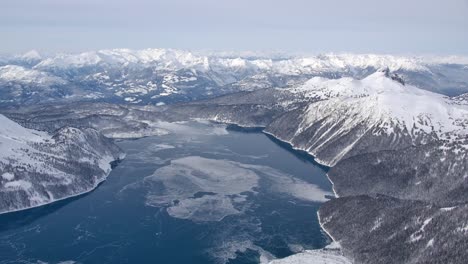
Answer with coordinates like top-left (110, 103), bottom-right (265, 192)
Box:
top-left (0, 122), bottom-right (333, 264)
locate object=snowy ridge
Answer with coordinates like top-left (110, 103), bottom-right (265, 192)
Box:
top-left (30, 49), bottom-right (468, 72)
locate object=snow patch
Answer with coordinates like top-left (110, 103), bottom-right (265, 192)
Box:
top-left (4, 180), bottom-right (32, 190)
top-left (1, 172), bottom-right (15, 181)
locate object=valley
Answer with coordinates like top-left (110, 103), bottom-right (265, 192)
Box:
top-left (0, 49), bottom-right (467, 263)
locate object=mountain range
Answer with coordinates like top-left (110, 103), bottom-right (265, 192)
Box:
top-left (1, 49), bottom-right (468, 107)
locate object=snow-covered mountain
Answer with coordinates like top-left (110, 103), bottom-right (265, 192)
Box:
top-left (24, 49), bottom-right (468, 73)
top-left (0, 114), bottom-right (124, 214)
top-left (270, 69), bottom-right (468, 166)
top-left (1, 49), bottom-right (468, 106)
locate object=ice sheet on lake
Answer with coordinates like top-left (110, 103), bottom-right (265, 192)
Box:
top-left (118, 153), bottom-right (333, 262)
top-left (148, 143), bottom-right (175, 152)
top-left (143, 156), bottom-right (258, 222)
top-left (167, 195), bottom-right (240, 222)
top-left (153, 121), bottom-right (228, 136)
top-left (255, 166), bottom-right (332, 202)
top-left (130, 156), bottom-right (331, 222)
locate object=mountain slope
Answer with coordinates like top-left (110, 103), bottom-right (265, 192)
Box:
top-left (319, 195), bottom-right (468, 264)
top-left (0, 114), bottom-right (124, 214)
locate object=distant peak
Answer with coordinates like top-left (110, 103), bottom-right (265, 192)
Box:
top-left (21, 50), bottom-right (42, 61)
top-left (375, 67), bottom-right (405, 85)
top-left (378, 67), bottom-right (391, 76)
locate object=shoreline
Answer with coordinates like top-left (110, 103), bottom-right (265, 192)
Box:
top-left (261, 129), bottom-right (340, 198)
top-left (259, 127), bottom-right (350, 262)
top-left (262, 129), bottom-right (342, 246)
top-left (215, 120), bottom-right (342, 247)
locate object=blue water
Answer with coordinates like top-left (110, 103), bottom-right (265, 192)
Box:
top-left (0, 122), bottom-right (332, 264)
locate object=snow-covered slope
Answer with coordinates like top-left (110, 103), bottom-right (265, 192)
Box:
top-left (318, 195), bottom-right (468, 264)
top-left (0, 114), bottom-right (124, 214)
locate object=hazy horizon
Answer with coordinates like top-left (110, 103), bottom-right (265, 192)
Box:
top-left (6, 48), bottom-right (468, 60)
top-left (2, 0), bottom-right (468, 55)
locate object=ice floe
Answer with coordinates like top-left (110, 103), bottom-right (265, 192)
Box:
top-left (126, 156), bottom-right (331, 222)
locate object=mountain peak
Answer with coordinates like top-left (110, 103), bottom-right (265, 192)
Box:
top-left (21, 50), bottom-right (42, 61)
top-left (373, 67), bottom-right (405, 85)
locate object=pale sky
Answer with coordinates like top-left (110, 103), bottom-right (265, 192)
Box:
top-left (1, 0), bottom-right (468, 55)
